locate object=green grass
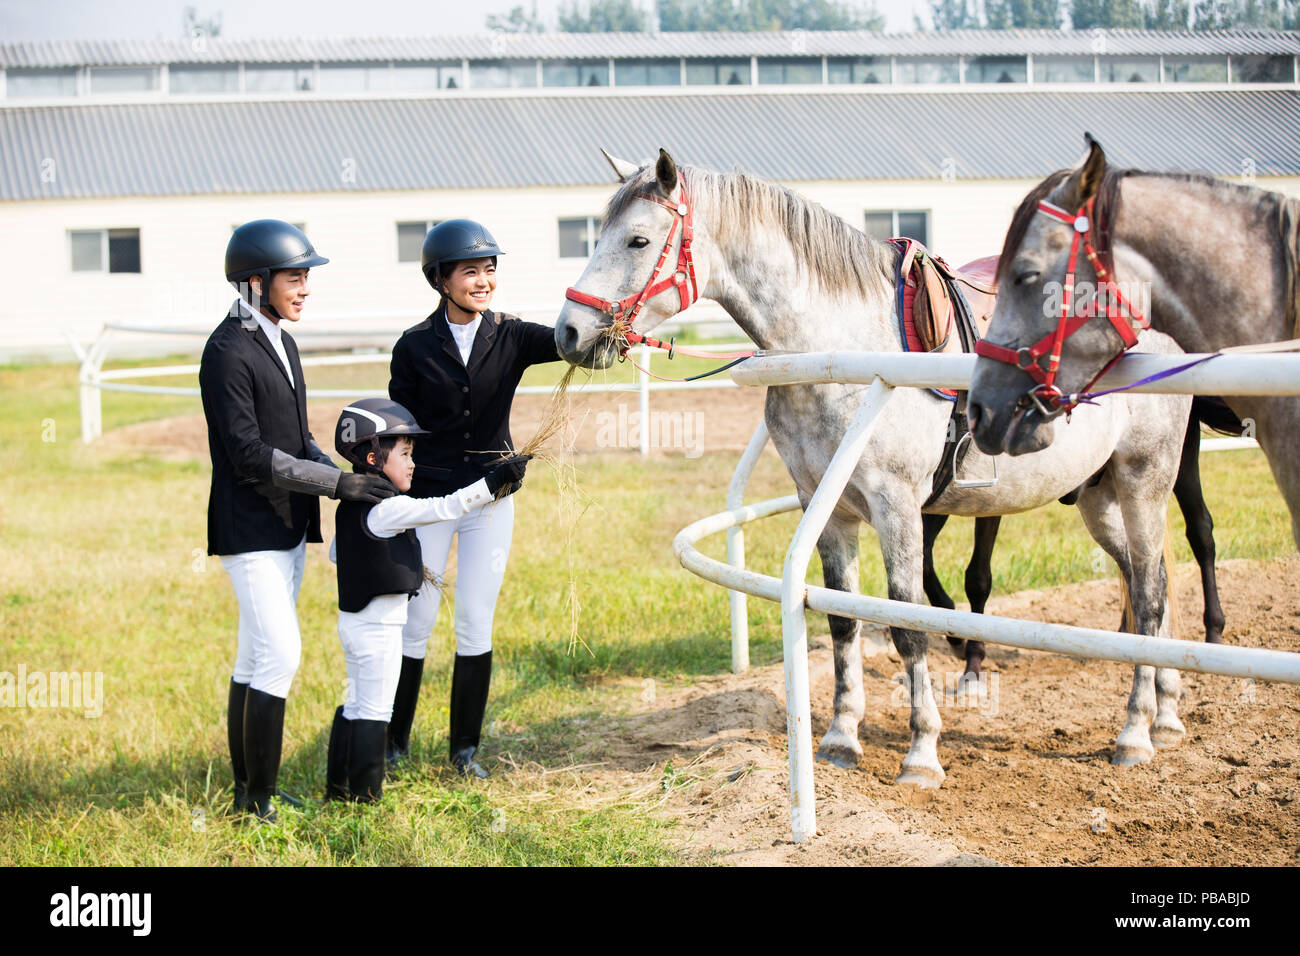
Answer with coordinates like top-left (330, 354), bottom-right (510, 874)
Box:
top-left (0, 361), bottom-right (1292, 865)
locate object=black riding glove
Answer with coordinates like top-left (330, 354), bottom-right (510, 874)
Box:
top-left (335, 473), bottom-right (397, 504)
top-left (484, 455), bottom-right (531, 496)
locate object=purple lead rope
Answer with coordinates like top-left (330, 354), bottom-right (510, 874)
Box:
top-left (1063, 353), bottom-right (1223, 407)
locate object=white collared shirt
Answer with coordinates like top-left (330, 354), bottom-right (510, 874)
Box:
top-left (447, 314), bottom-right (481, 367)
top-left (244, 303), bottom-right (295, 388)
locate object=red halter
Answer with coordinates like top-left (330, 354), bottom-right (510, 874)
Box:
top-left (564, 185), bottom-right (700, 351)
top-left (974, 197), bottom-right (1148, 416)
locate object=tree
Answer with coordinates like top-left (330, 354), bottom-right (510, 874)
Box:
top-left (929, 0), bottom-right (981, 28)
top-left (657, 0), bottom-right (884, 31)
top-left (986, 0), bottom-right (1064, 26)
top-left (1069, 0), bottom-right (1145, 27)
top-left (558, 0), bottom-right (648, 31)
top-left (1143, 0), bottom-right (1191, 27)
top-left (486, 3), bottom-right (547, 32)
top-left (182, 6), bottom-right (222, 38)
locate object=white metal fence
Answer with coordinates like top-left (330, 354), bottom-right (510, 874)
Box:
top-left (674, 350), bottom-right (1300, 844)
top-left (75, 318), bottom-right (747, 447)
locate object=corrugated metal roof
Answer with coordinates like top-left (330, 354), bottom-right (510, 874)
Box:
top-left (3, 30), bottom-right (1299, 67)
top-left (3, 89), bottom-right (1299, 200)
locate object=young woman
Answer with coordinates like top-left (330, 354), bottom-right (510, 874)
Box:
top-left (200, 219), bottom-right (395, 822)
top-left (387, 219), bottom-right (561, 777)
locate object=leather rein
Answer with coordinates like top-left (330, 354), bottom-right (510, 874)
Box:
top-left (973, 196), bottom-right (1148, 417)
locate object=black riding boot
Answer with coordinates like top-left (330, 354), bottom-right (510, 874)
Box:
top-left (386, 655), bottom-right (424, 770)
top-left (243, 688), bottom-right (287, 823)
top-left (348, 720), bottom-right (388, 803)
top-left (325, 706), bottom-right (352, 802)
top-left (448, 650), bottom-right (492, 779)
top-left (227, 680), bottom-right (249, 813)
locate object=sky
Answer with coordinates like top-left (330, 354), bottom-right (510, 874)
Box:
top-left (0, 0), bottom-right (927, 41)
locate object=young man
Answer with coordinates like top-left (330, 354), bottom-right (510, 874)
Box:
top-left (200, 219), bottom-right (395, 823)
top-left (326, 398), bottom-right (527, 802)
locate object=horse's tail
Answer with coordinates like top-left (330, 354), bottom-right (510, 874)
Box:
top-left (1115, 533), bottom-right (1181, 641)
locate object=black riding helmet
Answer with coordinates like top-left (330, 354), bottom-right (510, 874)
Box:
top-left (335, 398), bottom-right (429, 474)
top-left (420, 219), bottom-right (504, 293)
top-left (226, 220), bottom-right (329, 318)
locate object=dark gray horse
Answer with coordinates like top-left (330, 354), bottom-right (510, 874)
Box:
top-left (557, 149), bottom-right (1192, 782)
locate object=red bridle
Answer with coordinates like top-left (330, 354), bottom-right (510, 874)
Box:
top-left (564, 185), bottom-right (700, 352)
top-left (974, 196), bottom-right (1148, 417)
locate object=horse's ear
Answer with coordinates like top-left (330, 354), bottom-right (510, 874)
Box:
top-left (655, 148), bottom-right (679, 197)
top-left (601, 148), bottom-right (639, 183)
top-left (1077, 133), bottom-right (1107, 203)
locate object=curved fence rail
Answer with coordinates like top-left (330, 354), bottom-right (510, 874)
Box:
top-left (678, 349), bottom-right (1300, 844)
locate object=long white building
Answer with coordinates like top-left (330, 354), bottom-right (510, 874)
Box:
top-left (2, 29), bottom-right (1299, 358)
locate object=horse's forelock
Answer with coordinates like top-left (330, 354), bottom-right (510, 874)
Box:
top-left (996, 170), bottom-right (1072, 285)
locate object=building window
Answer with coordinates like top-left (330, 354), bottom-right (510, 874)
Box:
top-left (6, 67), bottom-right (78, 97)
top-left (88, 67), bottom-right (159, 93)
top-left (396, 221), bottom-right (439, 263)
top-left (895, 58), bottom-right (959, 84)
top-left (1231, 55), bottom-right (1292, 83)
top-left (558, 217), bottom-right (601, 258)
top-left (70, 228), bottom-right (141, 273)
top-left (170, 64), bottom-right (239, 93)
top-left (470, 60), bottom-right (537, 89)
top-left (864, 210), bottom-right (928, 247)
top-left (1102, 58), bottom-right (1159, 83)
top-left (615, 59), bottom-right (680, 86)
top-left (393, 62), bottom-right (460, 90)
top-left (318, 63), bottom-right (393, 93)
top-left (543, 60), bottom-right (608, 88)
top-left (1033, 57), bottom-right (1094, 83)
top-left (1164, 57), bottom-right (1228, 83)
top-left (757, 58), bottom-right (823, 85)
top-left (685, 59), bottom-right (750, 86)
top-left (245, 64), bottom-right (314, 92)
top-left (827, 57), bottom-right (887, 84)
top-left (968, 56), bottom-right (1027, 84)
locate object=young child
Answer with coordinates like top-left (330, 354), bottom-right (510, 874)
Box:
top-left (327, 397), bottom-right (528, 802)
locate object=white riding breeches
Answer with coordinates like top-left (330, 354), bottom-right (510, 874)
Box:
top-left (338, 593), bottom-right (406, 722)
top-left (221, 539), bottom-right (306, 699)
top-left (401, 496), bottom-right (514, 659)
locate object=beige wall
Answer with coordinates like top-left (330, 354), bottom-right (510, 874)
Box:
top-left (5, 174), bottom-right (1300, 358)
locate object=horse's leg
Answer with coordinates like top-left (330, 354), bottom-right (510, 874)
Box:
top-left (1115, 463), bottom-right (1186, 760)
top-left (1173, 416), bottom-right (1225, 644)
top-left (1076, 476), bottom-right (1158, 767)
top-left (814, 515), bottom-right (866, 769)
top-left (874, 493), bottom-right (944, 788)
top-left (960, 515), bottom-right (1001, 680)
top-left (921, 513), bottom-right (964, 658)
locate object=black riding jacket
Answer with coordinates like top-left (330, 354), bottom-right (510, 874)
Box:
top-left (388, 303), bottom-right (561, 497)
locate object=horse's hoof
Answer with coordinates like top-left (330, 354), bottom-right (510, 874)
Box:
top-left (815, 745), bottom-right (860, 769)
top-left (1111, 745), bottom-right (1154, 767)
top-left (815, 730), bottom-right (862, 769)
top-left (1150, 722), bottom-right (1185, 749)
top-left (895, 765), bottom-right (945, 788)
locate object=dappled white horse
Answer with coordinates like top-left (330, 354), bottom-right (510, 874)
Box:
top-left (557, 150), bottom-right (1191, 782)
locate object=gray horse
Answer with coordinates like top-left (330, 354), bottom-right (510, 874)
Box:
top-left (969, 136), bottom-right (1300, 550)
top-left (557, 149), bottom-right (1191, 783)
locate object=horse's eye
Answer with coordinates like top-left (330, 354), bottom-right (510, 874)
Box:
top-left (628, 236), bottom-right (650, 249)
top-left (1015, 270), bottom-right (1040, 287)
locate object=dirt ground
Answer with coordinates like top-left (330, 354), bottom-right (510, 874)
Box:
top-left (104, 389), bottom-right (1300, 866)
top-left (580, 555), bottom-right (1300, 866)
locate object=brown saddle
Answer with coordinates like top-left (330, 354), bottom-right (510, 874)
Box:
top-left (900, 242), bottom-right (999, 355)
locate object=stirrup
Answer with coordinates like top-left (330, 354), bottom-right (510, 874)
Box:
top-left (951, 433), bottom-right (998, 489)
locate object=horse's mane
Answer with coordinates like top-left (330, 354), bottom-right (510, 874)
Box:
top-left (1000, 165), bottom-right (1300, 337)
top-left (603, 163), bottom-right (896, 302)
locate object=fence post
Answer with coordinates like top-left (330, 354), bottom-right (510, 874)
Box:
top-left (79, 328), bottom-right (112, 443)
top-left (637, 344), bottom-right (650, 456)
top-left (727, 420), bottom-right (770, 673)
top-left (780, 377), bottom-right (894, 844)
